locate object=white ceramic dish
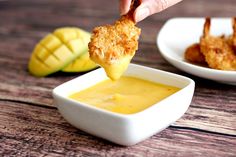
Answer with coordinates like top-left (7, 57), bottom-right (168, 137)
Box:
top-left (53, 64), bottom-right (195, 146)
top-left (157, 18), bottom-right (236, 85)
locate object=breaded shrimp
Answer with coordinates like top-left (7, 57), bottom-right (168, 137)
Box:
top-left (231, 18), bottom-right (236, 51)
top-left (200, 18), bottom-right (236, 71)
top-left (89, 0), bottom-right (141, 80)
top-left (184, 43), bottom-right (206, 63)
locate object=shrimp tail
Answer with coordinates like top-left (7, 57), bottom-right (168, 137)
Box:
top-left (203, 17), bottom-right (211, 37)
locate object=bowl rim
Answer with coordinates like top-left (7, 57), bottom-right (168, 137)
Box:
top-left (53, 63), bottom-right (195, 119)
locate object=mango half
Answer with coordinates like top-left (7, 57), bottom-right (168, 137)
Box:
top-left (28, 27), bottom-right (91, 77)
top-left (62, 52), bottom-right (98, 72)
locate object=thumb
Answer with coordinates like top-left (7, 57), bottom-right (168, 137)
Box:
top-left (120, 0), bottom-right (132, 15)
top-left (134, 0), bottom-right (182, 22)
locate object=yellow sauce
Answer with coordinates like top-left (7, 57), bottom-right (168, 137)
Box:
top-left (69, 76), bottom-right (180, 114)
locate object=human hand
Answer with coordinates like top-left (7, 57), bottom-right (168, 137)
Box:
top-left (120, 0), bottom-right (182, 22)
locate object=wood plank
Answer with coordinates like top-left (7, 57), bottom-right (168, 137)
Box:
top-left (175, 106), bottom-right (236, 135)
top-left (0, 101), bottom-right (235, 157)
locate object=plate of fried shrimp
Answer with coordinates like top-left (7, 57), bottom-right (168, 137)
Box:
top-left (157, 18), bottom-right (236, 85)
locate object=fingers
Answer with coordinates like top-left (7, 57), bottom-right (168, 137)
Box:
top-left (120, 0), bottom-right (132, 15)
top-left (134, 0), bottom-right (182, 22)
top-left (120, 0), bottom-right (182, 22)
top-left (134, 1), bottom-right (150, 23)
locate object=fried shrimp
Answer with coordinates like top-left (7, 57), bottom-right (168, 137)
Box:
top-left (231, 18), bottom-right (236, 51)
top-left (88, 0), bottom-right (141, 80)
top-left (184, 43), bottom-right (206, 63)
top-left (200, 18), bottom-right (236, 71)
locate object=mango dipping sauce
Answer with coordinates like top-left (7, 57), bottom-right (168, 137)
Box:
top-left (69, 76), bottom-right (180, 114)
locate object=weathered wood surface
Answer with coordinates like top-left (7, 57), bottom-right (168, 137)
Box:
top-left (0, 0), bottom-right (236, 156)
top-left (1, 101), bottom-right (236, 157)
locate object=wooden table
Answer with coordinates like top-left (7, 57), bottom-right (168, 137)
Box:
top-left (0, 0), bottom-right (235, 156)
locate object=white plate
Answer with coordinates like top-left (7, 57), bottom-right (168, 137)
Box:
top-left (53, 64), bottom-right (194, 146)
top-left (157, 18), bottom-right (236, 85)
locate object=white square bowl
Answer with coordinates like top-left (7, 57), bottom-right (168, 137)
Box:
top-left (53, 64), bottom-right (195, 146)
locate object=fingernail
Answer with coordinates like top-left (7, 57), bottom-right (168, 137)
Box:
top-left (135, 7), bottom-right (150, 22)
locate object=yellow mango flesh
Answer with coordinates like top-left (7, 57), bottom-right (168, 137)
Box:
top-left (62, 52), bottom-right (99, 72)
top-left (28, 27), bottom-right (90, 77)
